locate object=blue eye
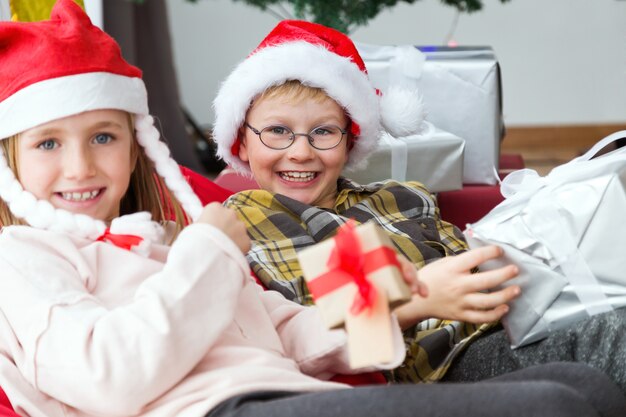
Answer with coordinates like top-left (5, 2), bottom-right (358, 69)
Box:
top-left (37, 139), bottom-right (57, 150)
top-left (312, 127), bottom-right (332, 136)
top-left (93, 133), bottom-right (113, 144)
top-left (272, 126), bottom-right (288, 135)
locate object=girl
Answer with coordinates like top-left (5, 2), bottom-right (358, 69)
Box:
top-left (0, 2), bottom-right (623, 417)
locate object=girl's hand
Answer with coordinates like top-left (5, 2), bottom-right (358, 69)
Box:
top-left (394, 245), bottom-right (520, 330)
top-left (197, 203), bottom-right (251, 253)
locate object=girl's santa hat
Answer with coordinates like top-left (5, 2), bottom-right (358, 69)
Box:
top-left (0, 0), bottom-right (202, 241)
top-left (213, 20), bottom-right (426, 174)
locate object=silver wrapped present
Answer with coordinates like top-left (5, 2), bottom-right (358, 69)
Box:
top-left (464, 131), bottom-right (626, 348)
top-left (356, 43), bottom-right (503, 185)
top-left (345, 122), bottom-right (464, 192)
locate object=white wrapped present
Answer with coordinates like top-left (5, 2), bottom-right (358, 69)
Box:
top-left (464, 131), bottom-right (626, 348)
top-left (356, 43), bottom-right (503, 185)
top-left (346, 121), bottom-right (464, 192)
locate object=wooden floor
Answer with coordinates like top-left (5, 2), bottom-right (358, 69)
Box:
top-left (501, 124), bottom-right (626, 175)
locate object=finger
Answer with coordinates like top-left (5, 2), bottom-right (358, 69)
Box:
top-left (464, 264), bottom-right (519, 292)
top-left (449, 245), bottom-right (504, 271)
top-left (397, 255), bottom-right (420, 292)
top-left (416, 280), bottom-right (429, 298)
top-left (459, 304), bottom-right (510, 324)
top-left (463, 285), bottom-right (521, 310)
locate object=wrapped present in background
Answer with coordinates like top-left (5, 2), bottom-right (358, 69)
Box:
top-left (356, 43), bottom-right (503, 185)
top-left (346, 122), bottom-right (464, 192)
top-left (297, 221), bottom-right (411, 367)
top-left (465, 131), bottom-right (626, 348)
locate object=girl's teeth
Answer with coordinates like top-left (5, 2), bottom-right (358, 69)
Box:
top-left (280, 172), bottom-right (315, 182)
top-left (62, 190), bottom-right (100, 201)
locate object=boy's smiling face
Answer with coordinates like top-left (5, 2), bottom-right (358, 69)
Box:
top-left (239, 94), bottom-right (350, 208)
top-left (17, 109), bottom-right (136, 222)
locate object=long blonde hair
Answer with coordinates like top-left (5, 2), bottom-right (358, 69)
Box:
top-left (0, 116), bottom-right (188, 238)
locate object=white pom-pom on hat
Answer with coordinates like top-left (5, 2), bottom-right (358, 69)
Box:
top-left (380, 86), bottom-right (427, 138)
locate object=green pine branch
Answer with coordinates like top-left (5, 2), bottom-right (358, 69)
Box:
top-left (225, 0), bottom-right (512, 33)
top-left (130, 0), bottom-right (511, 34)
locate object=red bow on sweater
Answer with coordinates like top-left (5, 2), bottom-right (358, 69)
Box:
top-left (96, 228), bottom-right (144, 251)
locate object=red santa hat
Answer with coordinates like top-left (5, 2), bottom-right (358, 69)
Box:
top-left (213, 20), bottom-right (426, 174)
top-left (0, 0), bottom-right (202, 240)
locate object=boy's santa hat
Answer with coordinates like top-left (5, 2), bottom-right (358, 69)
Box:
top-left (213, 20), bottom-right (426, 174)
top-left (0, 0), bottom-right (202, 241)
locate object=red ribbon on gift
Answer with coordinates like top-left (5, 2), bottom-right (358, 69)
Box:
top-left (307, 221), bottom-right (401, 315)
top-left (96, 228), bottom-right (144, 251)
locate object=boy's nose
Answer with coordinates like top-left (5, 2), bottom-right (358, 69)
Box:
top-left (286, 135), bottom-right (315, 161)
top-left (64, 146), bottom-right (96, 179)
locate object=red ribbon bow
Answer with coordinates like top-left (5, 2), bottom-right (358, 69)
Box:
top-left (307, 221), bottom-right (401, 316)
top-left (96, 228), bottom-right (144, 251)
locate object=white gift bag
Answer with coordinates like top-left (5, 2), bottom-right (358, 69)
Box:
top-left (346, 122), bottom-right (464, 192)
top-left (465, 131), bottom-right (626, 348)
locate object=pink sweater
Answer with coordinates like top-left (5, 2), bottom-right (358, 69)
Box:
top-left (0, 223), bottom-right (403, 417)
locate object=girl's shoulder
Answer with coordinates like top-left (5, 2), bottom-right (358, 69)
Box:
top-left (0, 225), bottom-right (78, 260)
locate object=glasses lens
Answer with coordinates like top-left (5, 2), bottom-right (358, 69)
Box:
top-left (309, 125), bottom-right (344, 149)
top-left (259, 125), bottom-right (293, 149)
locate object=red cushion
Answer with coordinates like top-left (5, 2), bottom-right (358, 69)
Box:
top-left (437, 184), bottom-right (504, 229)
top-left (179, 166), bottom-right (234, 204)
top-left (213, 168), bottom-right (259, 193)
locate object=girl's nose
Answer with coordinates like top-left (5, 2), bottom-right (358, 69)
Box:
top-left (64, 145), bottom-right (96, 180)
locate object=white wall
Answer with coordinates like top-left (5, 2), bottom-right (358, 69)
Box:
top-left (166, 0), bottom-right (626, 127)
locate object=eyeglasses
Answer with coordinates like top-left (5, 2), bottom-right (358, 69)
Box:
top-left (244, 122), bottom-right (347, 150)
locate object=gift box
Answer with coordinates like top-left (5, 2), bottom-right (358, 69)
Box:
top-left (346, 122), bottom-right (464, 192)
top-left (464, 131), bottom-right (626, 348)
top-left (297, 221), bottom-right (411, 367)
top-left (356, 43), bottom-right (503, 185)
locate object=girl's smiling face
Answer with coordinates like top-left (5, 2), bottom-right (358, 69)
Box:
top-left (238, 94), bottom-right (350, 208)
top-left (17, 109), bottom-right (136, 222)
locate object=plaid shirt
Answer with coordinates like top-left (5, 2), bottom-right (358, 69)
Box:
top-left (225, 178), bottom-right (494, 382)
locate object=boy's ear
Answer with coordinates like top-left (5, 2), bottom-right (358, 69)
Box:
top-left (343, 134), bottom-right (352, 164)
top-left (237, 131), bottom-right (250, 163)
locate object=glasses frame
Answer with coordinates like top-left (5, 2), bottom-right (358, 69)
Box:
top-left (244, 122), bottom-right (348, 151)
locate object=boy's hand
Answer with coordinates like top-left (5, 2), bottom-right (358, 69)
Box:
top-left (394, 245), bottom-right (520, 329)
top-left (396, 254), bottom-right (428, 298)
top-left (197, 203), bottom-right (251, 254)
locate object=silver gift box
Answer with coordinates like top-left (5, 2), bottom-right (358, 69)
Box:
top-left (346, 122), bottom-right (464, 192)
top-left (464, 134), bottom-right (626, 348)
top-left (356, 43), bottom-right (503, 185)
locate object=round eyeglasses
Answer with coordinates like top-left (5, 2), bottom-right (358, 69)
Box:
top-left (244, 123), bottom-right (347, 150)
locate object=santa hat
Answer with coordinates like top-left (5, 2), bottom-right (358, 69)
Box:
top-left (0, 0), bottom-right (202, 240)
top-left (213, 20), bottom-right (426, 174)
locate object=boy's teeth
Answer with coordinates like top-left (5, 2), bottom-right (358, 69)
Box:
top-left (62, 190), bottom-right (100, 202)
top-left (280, 171), bottom-right (316, 182)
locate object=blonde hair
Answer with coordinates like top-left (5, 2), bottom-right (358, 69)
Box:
top-left (258, 80), bottom-right (335, 105)
top-left (0, 117), bottom-right (188, 239)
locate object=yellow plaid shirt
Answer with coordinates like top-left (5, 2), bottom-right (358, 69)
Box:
top-left (225, 178), bottom-right (494, 382)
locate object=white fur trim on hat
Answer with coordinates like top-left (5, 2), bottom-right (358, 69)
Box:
top-left (213, 41), bottom-right (381, 174)
top-left (0, 72), bottom-right (148, 140)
